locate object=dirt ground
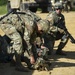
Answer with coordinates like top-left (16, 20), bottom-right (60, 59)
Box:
top-left (0, 11), bottom-right (75, 75)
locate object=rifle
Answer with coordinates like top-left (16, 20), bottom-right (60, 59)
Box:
top-left (65, 31), bottom-right (75, 44)
top-left (57, 18), bottom-right (75, 44)
top-left (57, 23), bottom-right (75, 44)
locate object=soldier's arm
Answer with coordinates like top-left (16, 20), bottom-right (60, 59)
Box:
top-left (46, 13), bottom-right (63, 33)
top-left (58, 14), bottom-right (68, 31)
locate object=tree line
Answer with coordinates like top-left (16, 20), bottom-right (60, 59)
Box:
top-left (0, 0), bottom-right (8, 6)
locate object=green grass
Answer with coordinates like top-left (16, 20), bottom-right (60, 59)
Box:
top-left (0, 5), bottom-right (7, 15)
top-left (0, 0), bottom-right (7, 15)
top-left (0, 0), bottom-right (7, 5)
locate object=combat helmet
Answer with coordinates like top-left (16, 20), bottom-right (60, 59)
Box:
top-left (38, 19), bottom-right (50, 33)
top-left (54, 2), bottom-right (64, 10)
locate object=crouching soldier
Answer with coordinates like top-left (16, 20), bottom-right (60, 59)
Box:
top-left (45, 3), bottom-right (69, 55)
top-left (18, 10), bottom-right (52, 70)
top-left (21, 14), bottom-right (51, 70)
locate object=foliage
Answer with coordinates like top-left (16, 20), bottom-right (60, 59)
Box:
top-left (0, 5), bottom-right (7, 15)
top-left (0, 0), bottom-right (8, 14)
top-left (0, 0), bottom-right (8, 6)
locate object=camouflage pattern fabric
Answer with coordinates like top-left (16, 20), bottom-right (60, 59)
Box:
top-left (32, 57), bottom-right (50, 71)
top-left (24, 10), bottom-right (41, 21)
top-left (0, 11), bottom-right (40, 56)
top-left (20, 10), bottom-right (50, 60)
top-left (46, 11), bottom-right (68, 41)
top-left (0, 14), bottom-right (31, 71)
top-left (20, 12), bottom-right (38, 55)
top-left (45, 11), bottom-right (69, 54)
top-left (0, 23), bottom-right (23, 54)
top-left (0, 13), bottom-right (24, 35)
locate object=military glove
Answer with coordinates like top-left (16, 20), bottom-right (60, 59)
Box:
top-left (30, 55), bottom-right (35, 64)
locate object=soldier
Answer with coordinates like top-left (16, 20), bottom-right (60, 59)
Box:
top-left (20, 13), bottom-right (50, 64)
top-left (67, 0), bottom-right (72, 11)
top-left (45, 3), bottom-right (69, 55)
top-left (19, 10), bottom-right (51, 70)
top-left (0, 0), bottom-right (29, 72)
top-left (0, 22), bottom-right (30, 72)
top-left (63, 0), bottom-right (69, 12)
top-left (0, 8), bottom-right (50, 70)
top-left (63, 0), bottom-right (72, 12)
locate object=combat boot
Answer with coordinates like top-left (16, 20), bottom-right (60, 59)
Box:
top-left (15, 54), bottom-right (30, 72)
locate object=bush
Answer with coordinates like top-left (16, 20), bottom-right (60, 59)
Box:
top-left (0, 0), bottom-right (7, 6)
top-left (0, 0), bottom-right (7, 14)
top-left (0, 5), bottom-right (7, 15)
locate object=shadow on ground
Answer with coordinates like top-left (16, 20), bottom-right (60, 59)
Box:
top-left (48, 49), bottom-right (75, 69)
top-left (0, 49), bottom-right (75, 75)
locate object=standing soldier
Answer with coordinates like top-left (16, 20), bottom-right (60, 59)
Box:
top-left (63, 0), bottom-right (68, 12)
top-left (67, 0), bottom-right (72, 11)
top-left (63, 0), bottom-right (72, 12)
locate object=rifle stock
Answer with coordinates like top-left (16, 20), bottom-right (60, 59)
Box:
top-left (57, 20), bottom-right (75, 44)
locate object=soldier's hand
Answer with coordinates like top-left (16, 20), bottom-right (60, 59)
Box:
top-left (30, 55), bottom-right (35, 64)
top-left (41, 45), bottom-right (46, 49)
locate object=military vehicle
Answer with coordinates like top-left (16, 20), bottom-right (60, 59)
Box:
top-left (7, 0), bottom-right (52, 13)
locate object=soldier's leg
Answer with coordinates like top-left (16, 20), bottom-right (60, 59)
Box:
top-left (0, 35), bottom-right (10, 62)
top-left (67, 1), bottom-right (72, 11)
top-left (44, 34), bottom-right (55, 55)
top-left (0, 24), bottom-right (29, 72)
top-left (56, 34), bottom-right (69, 55)
top-left (45, 40), bottom-right (55, 55)
top-left (65, 3), bottom-right (68, 12)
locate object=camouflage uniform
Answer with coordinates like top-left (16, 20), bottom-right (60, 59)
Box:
top-left (20, 11), bottom-right (50, 71)
top-left (20, 10), bottom-right (49, 60)
top-left (46, 10), bottom-right (69, 55)
top-left (67, 0), bottom-right (72, 11)
top-left (0, 10), bottom-right (50, 70)
top-left (20, 11), bottom-right (38, 58)
top-left (0, 13), bottom-right (29, 72)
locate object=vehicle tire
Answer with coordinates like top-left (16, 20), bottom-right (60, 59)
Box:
top-left (41, 6), bottom-right (48, 13)
top-left (29, 7), bottom-right (37, 12)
